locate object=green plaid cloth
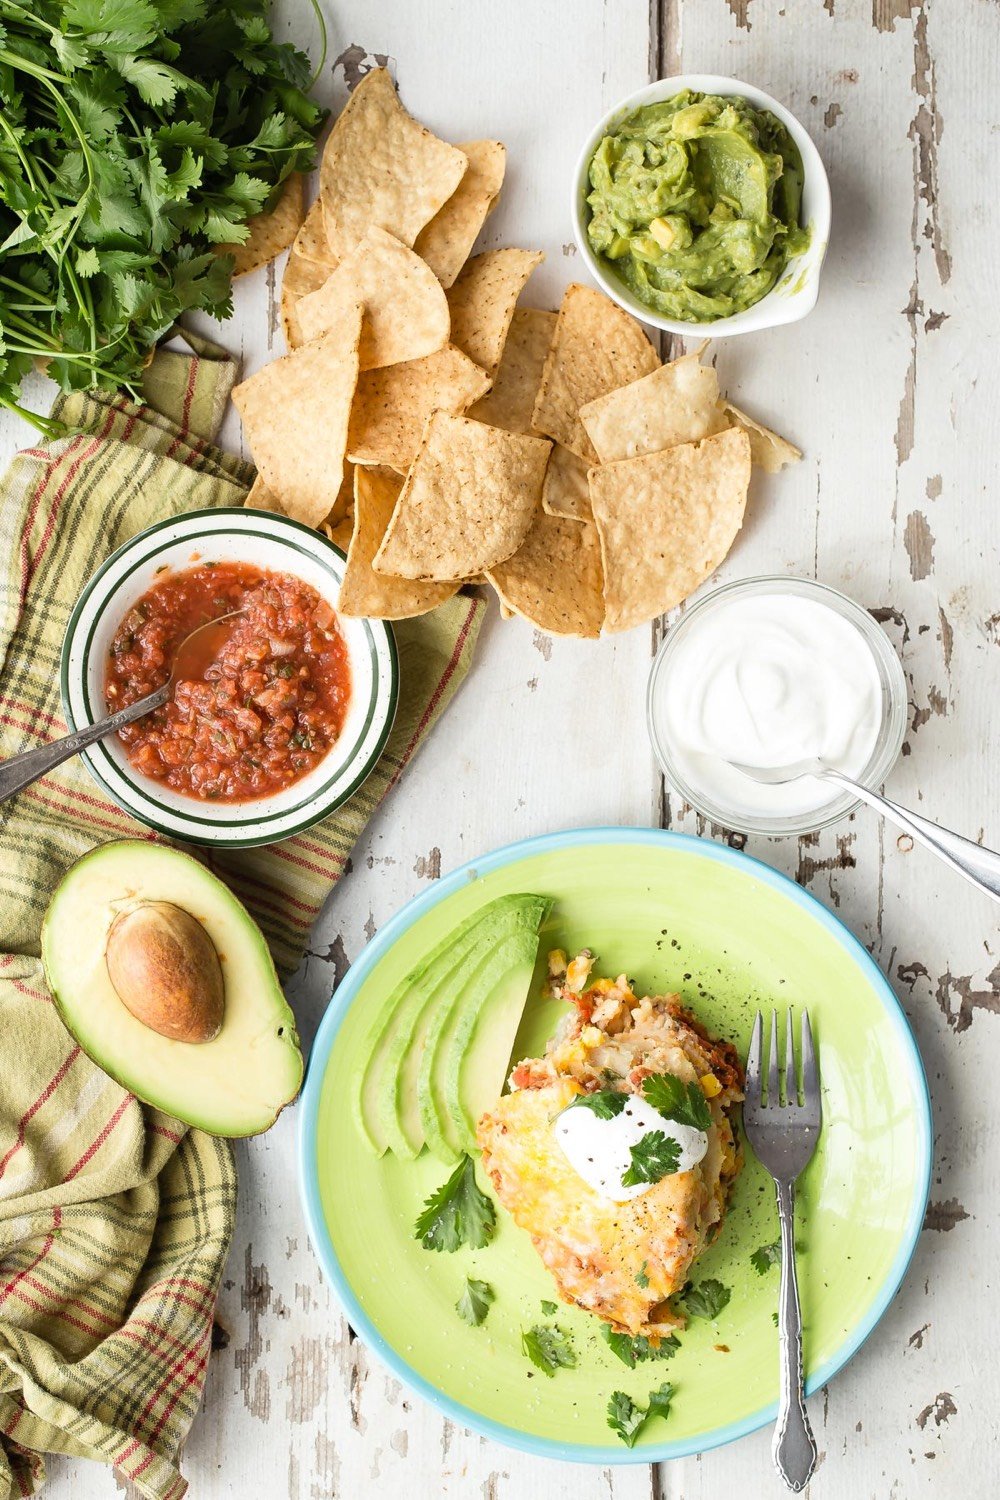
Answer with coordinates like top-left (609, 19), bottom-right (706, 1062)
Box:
top-left (0, 336), bottom-right (484, 1499)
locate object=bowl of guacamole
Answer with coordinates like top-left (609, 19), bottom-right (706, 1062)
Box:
top-left (573, 75), bottom-right (830, 336)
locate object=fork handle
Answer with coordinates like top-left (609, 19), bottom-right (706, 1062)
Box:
top-left (773, 1178), bottom-right (817, 1493)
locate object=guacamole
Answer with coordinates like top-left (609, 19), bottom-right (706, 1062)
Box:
top-left (586, 91), bottom-right (811, 322)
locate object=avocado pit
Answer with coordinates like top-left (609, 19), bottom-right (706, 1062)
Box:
top-left (106, 900), bottom-right (225, 1044)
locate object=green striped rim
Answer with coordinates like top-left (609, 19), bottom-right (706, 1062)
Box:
top-left (60, 508), bottom-right (399, 849)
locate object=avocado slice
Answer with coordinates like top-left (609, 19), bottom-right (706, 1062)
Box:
top-left (41, 840), bottom-right (303, 1137)
top-left (354, 905), bottom-right (499, 1156)
top-left (418, 896), bottom-right (551, 1161)
top-left (354, 893), bottom-right (549, 1160)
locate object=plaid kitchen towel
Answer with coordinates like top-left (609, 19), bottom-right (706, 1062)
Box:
top-left (0, 338), bottom-right (485, 1500)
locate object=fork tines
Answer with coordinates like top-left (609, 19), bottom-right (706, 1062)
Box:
top-left (745, 1008), bottom-right (819, 1117)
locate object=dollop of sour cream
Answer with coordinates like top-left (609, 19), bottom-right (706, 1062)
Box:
top-left (651, 592), bottom-right (883, 820)
top-left (554, 1095), bottom-right (708, 1203)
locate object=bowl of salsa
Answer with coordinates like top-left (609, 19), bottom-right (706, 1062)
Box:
top-left (571, 74), bottom-right (831, 337)
top-left (61, 509), bottom-right (398, 847)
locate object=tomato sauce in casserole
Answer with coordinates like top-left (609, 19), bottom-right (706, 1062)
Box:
top-left (105, 562), bottom-right (351, 802)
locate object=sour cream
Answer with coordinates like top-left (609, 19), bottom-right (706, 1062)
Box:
top-left (554, 1095), bottom-right (708, 1202)
top-left (650, 590), bottom-right (884, 822)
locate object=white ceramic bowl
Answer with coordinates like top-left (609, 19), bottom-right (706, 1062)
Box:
top-left (646, 575), bottom-right (907, 838)
top-left (61, 508), bottom-right (398, 849)
top-left (571, 74), bottom-right (832, 338)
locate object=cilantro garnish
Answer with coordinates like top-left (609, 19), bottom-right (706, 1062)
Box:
top-left (750, 1241), bottom-right (781, 1275)
top-left (413, 1155), bottom-right (495, 1253)
top-left (567, 1088), bottom-right (627, 1119)
top-left (540, 1299), bottom-right (558, 1316)
top-left (620, 1129), bottom-right (681, 1187)
top-left (606, 1381), bottom-right (675, 1447)
top-left (635, 1260), bottom-right (650, 1288)
top-left (0, 0), bottom-right (327, 433)
top-left (606, 1391), bottom-right (645, 1447)
top-left (642, 1073), bottom-right (712, 1132)
top-left (521, 1325), bottom-right (576, 1377)
top-left (456, 1278), bottom-right (494, 1327)
top-left (602, 1324), bottom-right (680, 1368)
top-left (680, 1278), bottom-right (731, 1321)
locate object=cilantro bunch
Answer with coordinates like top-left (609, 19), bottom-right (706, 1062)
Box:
top-left (0, 0), bottom-right (326, 432)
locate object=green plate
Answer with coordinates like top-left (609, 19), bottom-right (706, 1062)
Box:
top-left (298, 829), bottom-right (931, 1462)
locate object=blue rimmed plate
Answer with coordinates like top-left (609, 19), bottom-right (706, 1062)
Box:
top-left (298, 827), bottom-right (931, 1463)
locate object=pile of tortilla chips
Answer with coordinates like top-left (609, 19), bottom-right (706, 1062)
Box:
top-left (231, 68), bottom-right (800, 638)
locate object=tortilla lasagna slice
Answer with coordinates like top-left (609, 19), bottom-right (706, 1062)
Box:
top-left (478, 956), bottom-right (743, 1338)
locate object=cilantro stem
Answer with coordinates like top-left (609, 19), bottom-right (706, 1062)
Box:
top-left (0, 392), bottom-right (65, 439)
top-left (305, 0), bottom-right (328, 88)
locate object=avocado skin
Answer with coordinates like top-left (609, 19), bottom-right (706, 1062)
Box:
top-left (41, 839), bottom-right (304, 1138)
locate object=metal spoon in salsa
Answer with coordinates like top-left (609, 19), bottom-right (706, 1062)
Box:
top-left (104, 562), bottom-right (352, 803)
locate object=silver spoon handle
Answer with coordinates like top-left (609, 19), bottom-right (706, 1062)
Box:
top-left (822, 768), bottom-right (1000, 903)
top-left (772, 1177), bottom-right (817, 1492)
top-left (0, 685), bottom-right (168, 804)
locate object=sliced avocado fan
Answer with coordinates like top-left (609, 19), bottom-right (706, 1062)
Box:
top-left (355, 893), bottom-right (551, 1160)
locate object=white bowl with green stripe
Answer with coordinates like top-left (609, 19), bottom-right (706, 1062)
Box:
top-left (60, 508), bottom-right (398, 849)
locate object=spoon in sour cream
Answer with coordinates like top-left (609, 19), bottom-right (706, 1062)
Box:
top-left (732, 757), bottom-right (1000, 905)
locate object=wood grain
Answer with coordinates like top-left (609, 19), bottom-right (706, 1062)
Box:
top-left (2, 1), bottom-right (996, 1495)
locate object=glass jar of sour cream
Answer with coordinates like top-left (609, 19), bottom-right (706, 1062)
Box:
top-left (647, 576), bottom-right (907, 836)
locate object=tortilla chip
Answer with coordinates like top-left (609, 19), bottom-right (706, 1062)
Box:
top-left (244, 475), bottom-right (285, 513)
top-left (232, 303), bottom-right (363, 529)
top-left (721, 401), bottom-right (802, 472)
top-left (446, 249), bottom-right (544, 376)
top-left (323, 509), bottom-right (355, 553)
top-left (320, 68), bottom-right (467, 261)
top-left (339, 467), bottom-right (458, 618)
top-left (414, 140), bottom-right (507, 288)
top-left (487, 508), bottom-right (604, 638)
top-left (467, 308), bottom-right (556, 434)
top-left (293, 197), bottom-right (337, 268)
top-left (590, 427), bottom-right (752, 633)
top-left (373, 412), bottom-right (550, 580)
top-left (541, 444), bottom-right (591, 522)
top-left (580, 351), bottom-right (728, 463)
top-left (225, 175), bottom-right (305, 276)
top-left (295, 227), bottom-right (450, 369)
top-left (281, 251), bottom-right (334, 348)
top-left (347, 345), bottom-right (491, 471)
top-left (532, 283), bottom-right (659, 463)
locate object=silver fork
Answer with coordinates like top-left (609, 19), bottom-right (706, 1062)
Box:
top-left (743, 1009), bottom-right (821, 1493)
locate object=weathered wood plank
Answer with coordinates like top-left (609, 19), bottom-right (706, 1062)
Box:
top-left (5, 1), bottom-right (997, 1497)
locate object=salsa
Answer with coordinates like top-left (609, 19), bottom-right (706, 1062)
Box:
top-left (586, 91), bottom-right (810, 323)
top-left (105, 562), bottom-right (351, 802)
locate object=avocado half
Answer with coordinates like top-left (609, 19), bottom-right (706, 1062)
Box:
top-left (41, 840), bottom-right (304, 1137)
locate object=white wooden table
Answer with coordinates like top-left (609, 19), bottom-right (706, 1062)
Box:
top-left (4, 0), bottom-right (998, 1494)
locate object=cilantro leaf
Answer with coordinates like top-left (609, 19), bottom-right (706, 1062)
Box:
top-left (606, 1381), bottom-right (676, 1447)
top-left (750, 1241), bottom-right (781, 1275)
top-left (641, 1073), bottom-right (712, 1131)
top-left (601, 1324), bottom-right (680, 1367)
top-left (521, 1325), bottom-right (576, 1377)
top-left (620, 1130), bottom-right (681, 1187)
top-left (413, 1155), bottom-right (495, 1254)
top-left (607, 1391), bottom-right (646, 1448)
top-left (456, 1278), bottom-right (494, 1328)
top-left (540, 1300), bottom-right (558, 1316)
top-left (567, 1088), bottom-right (627, 1119)
top-left (635, 1260), bottom-right (650, 1288)
top-left (680, 1278), bottom-right (731, 1321)
top-left (0, 0), bottom-right (326, 431)
top-left (645, 1380), bottom-right (675, 1423)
